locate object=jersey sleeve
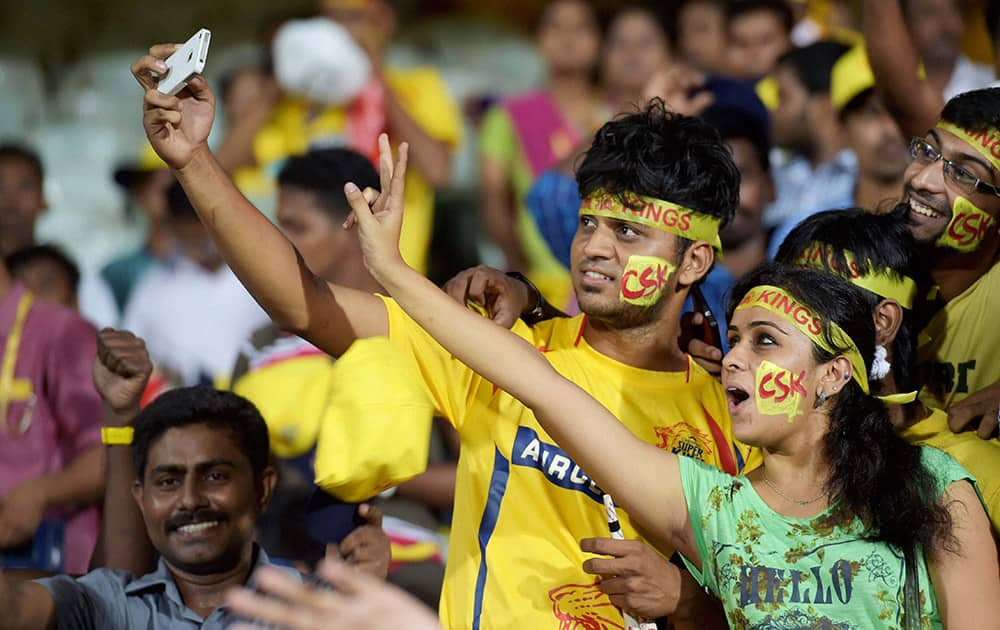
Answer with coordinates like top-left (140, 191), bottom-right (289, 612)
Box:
top-left (378, 295), bottom-right (480, 431)
top-left (921, 445), bottom-right (981, 499)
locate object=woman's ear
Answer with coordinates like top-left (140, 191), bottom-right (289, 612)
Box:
top-left (817, 355), bottom-right (854, 398)
top-left (873, 299), bottom-right (904, 348)
top-left (676, 241), bottom-right (715, 287)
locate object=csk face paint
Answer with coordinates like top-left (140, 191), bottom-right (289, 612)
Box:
top-left (935, 196), bottom-right (996, 253)
top-left (754, 360), bottom-right (808, 422)
top-left (619, 255), bottom-right (676, 305)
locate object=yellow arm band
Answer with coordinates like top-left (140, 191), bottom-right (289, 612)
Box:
top-left (101, 426), bottom-right (134, 445)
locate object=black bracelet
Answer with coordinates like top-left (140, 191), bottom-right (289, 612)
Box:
top-left (505, 271), bottom-right (545, 322)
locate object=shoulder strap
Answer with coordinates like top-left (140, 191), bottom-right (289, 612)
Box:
top-left (902, 546), bottom-right (921, 630)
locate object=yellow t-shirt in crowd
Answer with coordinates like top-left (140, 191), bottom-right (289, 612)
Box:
top-left (380, 297), bottom-right (749, 630)
top-left (900, 407), bottom-right (1000, 533)
top-left (238, 67), bottom-right (463, 274)
top-left (918, 261), bottom-right (1000, 410)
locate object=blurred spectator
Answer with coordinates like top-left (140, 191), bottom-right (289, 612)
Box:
top-left (990, 0), bottom-right (1000, 82)
top-left (524, 5), bottom-right (673, 274)
top-left (903, 0), bottom-right (994, 99)
top-left (769, 44), bottom-right (909, 253)
top-left (602, 5), bottom-right (671, 114)
top-left (479, 0), bottom-right (602, 309)
top-left (102, 151), bottom-right (174, 312)
top-left (726, 0), bottom-right (795, 80)
top-left (0, 255), bottom-right (103, 575)
top-left (6, 244), bottom-right (80, 310)
top-left (225, 0), bottom-right (462, 276)
top-left (230, 147), bottom-right (456, 606)
top-left (765, 41), bottom-right (853, 230)
top-left (669, 0), bottom-right (729, 72)
top-left (703, 103), bottom-right (773, 282)
top-left (122, 183), bottom-right (269, 386)
top-left (0, 145), bottom-right (118, 328)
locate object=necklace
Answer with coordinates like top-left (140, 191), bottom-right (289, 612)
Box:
top-left (762, 470), bottom-right (826, 506)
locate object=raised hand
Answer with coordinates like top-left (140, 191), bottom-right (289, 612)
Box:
top-left (93, 328), bottom-right (153, 421)
top-left (330, 504), bottom-right (390, 579)
top-left (131, 44), bottom-right (216, 170)
top-left (343, 134), bottom-right (410, 284)
top-left (227, 557), bottom-right (441, 630)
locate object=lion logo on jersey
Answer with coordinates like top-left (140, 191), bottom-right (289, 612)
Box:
top-left (654, 424), bottom-right (713, 460)
top-left (548, 583), bottom-right (625, 630)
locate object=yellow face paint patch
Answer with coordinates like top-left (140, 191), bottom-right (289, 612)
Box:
top-left (619, 255), bottom-right (676, 306)
top-left (754, 360), bottom-right (808, 423)
top-left (935, 196), bottom-right (996, 253)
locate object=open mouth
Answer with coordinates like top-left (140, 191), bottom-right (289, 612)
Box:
top-left (908, 197), bottom-right (946, 220)
top-left (726, 385), bottom-right (750, 411)
top-left (581, 269), bottom-right (614, 281)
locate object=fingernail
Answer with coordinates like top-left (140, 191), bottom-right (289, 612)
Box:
top-left (345, 183), bottom-right (359, 193)
top-left (155, 61), bottom-right (167, 71)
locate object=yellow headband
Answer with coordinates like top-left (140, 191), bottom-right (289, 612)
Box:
top-left (580, 190), bottom-right (723, 252)
top-left (795, 242), bottom-right (917, 309)
top-left (936, 121), bottom-right (1000, 172)
top-left (736, 285), bottom-right (870, 394)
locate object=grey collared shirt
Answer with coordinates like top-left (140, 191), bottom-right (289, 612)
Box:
top-left (36, 547), bottom-right (298, 629)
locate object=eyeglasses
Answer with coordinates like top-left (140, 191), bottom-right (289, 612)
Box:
top-left (909, 137), bottom-right (1000, 198)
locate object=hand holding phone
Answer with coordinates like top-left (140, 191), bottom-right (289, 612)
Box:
top-left (157, 29), bottom-right (211, 96)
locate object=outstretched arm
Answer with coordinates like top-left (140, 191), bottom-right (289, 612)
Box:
top-left (862, 0), bottom-right (943, 138)
top-left (130, 45), bottom-right (386, 356)
top-left (349, 138), bottom-right (696, 560)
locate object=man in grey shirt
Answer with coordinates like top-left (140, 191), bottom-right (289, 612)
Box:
top-left (0, 330), bottom-right (383, 629)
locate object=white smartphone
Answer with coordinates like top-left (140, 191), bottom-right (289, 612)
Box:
top-left (157, 28), bottom-right (211, 96)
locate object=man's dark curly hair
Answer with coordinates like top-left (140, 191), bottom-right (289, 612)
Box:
top-left (576, 98), bottom-right (740, 256)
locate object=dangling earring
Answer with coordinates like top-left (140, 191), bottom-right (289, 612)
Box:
top-left (813, 389), bottom-right (827, 409)
top-left (870, 344), bottom-right (891, 381)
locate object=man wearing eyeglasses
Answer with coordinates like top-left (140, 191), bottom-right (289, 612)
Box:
top-left (894, 88), bottom-right (1000, 434)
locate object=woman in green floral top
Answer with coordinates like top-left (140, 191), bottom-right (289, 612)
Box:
top-left (348, 138), bottom-right (1000, 628)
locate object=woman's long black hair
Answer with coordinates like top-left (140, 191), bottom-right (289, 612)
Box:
top-left (728, 263), bottom-right (953, 555)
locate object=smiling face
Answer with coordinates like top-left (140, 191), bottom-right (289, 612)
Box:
top-left (570, 213), bottom-right (684, 328)
top-left (133, 423), bottom-right (275, 576)
top-left (723, 306), bottom-right (826, 448)
top-left (902, 127), bottom-right (1000, 245)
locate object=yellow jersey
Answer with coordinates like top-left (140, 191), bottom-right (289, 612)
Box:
top-left (239, 67), bottom-right (463, 273)
top-left (899, 407), bottom-right (1000, 533)
top-left (380, 297), bottom-right (748, 630)
top-left (918, 261), bottom-right (1000, 409)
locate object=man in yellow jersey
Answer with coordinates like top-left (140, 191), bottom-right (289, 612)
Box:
top-left (131, 41), bottom-right (745, 628)
top-left (221, 0), bottom-right (461, 274)
top-left (892, 88), bottom-right (1000, 435)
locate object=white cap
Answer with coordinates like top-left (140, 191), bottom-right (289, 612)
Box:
top-left (272, 17), bottom-right (371, 106)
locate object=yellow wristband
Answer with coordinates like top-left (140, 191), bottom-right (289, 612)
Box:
top-left (101, 426), bottom-right (134, 445)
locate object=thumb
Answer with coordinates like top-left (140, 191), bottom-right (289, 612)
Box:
top-left (358, 502), bottom-right (383, 527)
top-left (344, 182), bottom-right (374, 228)
top-left (184, 75), bottom-right (212, 102)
